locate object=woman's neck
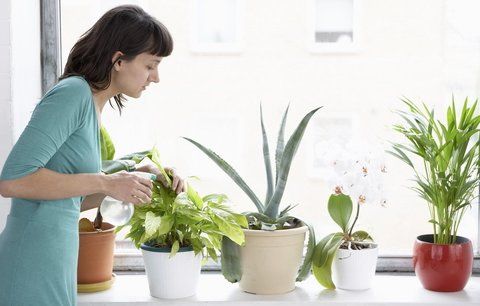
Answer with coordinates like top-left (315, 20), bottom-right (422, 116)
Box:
top-left (92, 86), bottom-right (118, 126)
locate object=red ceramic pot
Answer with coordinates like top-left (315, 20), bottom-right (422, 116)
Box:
top-left (413, 234), bottom-right (473, 292)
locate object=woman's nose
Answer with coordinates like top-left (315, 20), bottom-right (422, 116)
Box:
top-left (149, 69), bottom-right (160, 83)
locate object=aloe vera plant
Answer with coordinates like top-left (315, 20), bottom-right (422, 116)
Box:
top-left (183, 105), bottom-right (322, 282)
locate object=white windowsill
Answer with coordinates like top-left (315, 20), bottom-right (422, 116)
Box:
top-left (78, 273), bottom-right (480, 305)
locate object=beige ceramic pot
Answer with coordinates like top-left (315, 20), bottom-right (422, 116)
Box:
top-left (77, 222), bottom-right (115, 286)
top-left (239, 226), bottom-right (307, 294)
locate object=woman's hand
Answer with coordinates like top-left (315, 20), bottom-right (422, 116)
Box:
top-left (135, 164), bottom-right (186, 194)
top-left (103, 171), bottom-right (153, 205)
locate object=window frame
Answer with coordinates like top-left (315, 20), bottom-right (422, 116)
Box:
top-left (44, 0), bottom-right (480, 274)
top-left (41, 0), bottom-right (62, 95)
top-left (308, 0), bottom-right (361, 54)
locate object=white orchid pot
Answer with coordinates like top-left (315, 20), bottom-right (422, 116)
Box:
top-left (332, 244), bottom-right (378, 290)
top-left (141, 244), bottom-right (202, 299)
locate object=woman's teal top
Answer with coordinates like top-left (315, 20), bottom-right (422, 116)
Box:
top-left (0, 76), bottom-right (101, 306)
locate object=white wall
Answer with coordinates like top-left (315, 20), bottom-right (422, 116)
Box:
top-left (0, 0), bottom-right (41, 231)
top-left (0, 0), bottom-right (13, 231)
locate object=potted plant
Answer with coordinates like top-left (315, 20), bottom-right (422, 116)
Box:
top-left (390, 98), bottom-right (479, 292)
top-left (77, 218), bottom-right (116, 292)
top-left (183, 105), bottom-right (320, 294)
top-left (311, 141), bottom-right (386, 290)
top-left (77, 126), bottom-right (119, 293)
top-left (116, 147), bottom-right (247, 299)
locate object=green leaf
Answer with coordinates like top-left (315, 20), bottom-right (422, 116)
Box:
top-left (183, 137), bottom-right (264, 213)
top-left (275, 104), bottom-right (289, 185)
top-left (221, 236), bottom-right (242, 283)
top-left (170, 240), bottom-right (180, 258)
top-left (260, 104), bottom-right (274, 204)
top-left (311, 232), bottom-right (344, 289)
top-left (351, 230), bottom-right (373, 242)
top-left (211, 214), bottom-right (245, 246)
top-left (207, 247), bottom-right (218, 262)
top-left (157, 215), bottom-right (174, 236)
top-left (118, 150), bottom-right (151, 163)
top-left (145, 211), bottom-right (162, 237)
top-left (100, 126), bottom-right (116, 160)
top-left (150, 147), bottom-right (172, 188)
top-left (264, 107), bottom-right (322, 218)
top-left (101, 159), bottom-right (136, 174)
top-left (187, 185), bottom-right (203, 209)
top-left (296, 221), bottom-right (316, 281)
top-left (327, 194), bottom-right (353, 233)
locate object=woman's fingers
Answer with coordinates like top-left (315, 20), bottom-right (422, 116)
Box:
top-left (131, 189), bottom-right (151, 205)
top-left (172, 174), bottom-right (179, 191)
top-left (175, 180), bottom-right (184, 194)
top-left (156, 173), bottom-right (169, 187)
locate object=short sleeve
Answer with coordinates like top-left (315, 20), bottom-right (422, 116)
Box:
top-left (0, 77), bottom-right (92, 180)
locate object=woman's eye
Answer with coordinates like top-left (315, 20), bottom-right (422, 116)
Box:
top-left (147, 66), bottom-right (154, 70)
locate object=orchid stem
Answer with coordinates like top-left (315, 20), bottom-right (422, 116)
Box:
top-left (348, 202), bottom-right (360, 237)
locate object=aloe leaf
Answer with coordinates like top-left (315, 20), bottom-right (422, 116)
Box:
top-left (221, 236), bottom-right (242, 283)
top-left (296, 221), bottom-right (316, 281)
top-left (312, 232), bottom-right (343, 289)
top-left (183, 137), bottom-right (264, 213)
top-left (275, 104), bottom-right (290, 184)
top-left (260, 104), bottom-right (274, 204)
top-left (264, 107), bottom-right (322, 218)
top-left (328, 194), bottom-right (353, 233)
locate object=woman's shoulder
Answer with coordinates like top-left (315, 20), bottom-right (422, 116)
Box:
top-left (37, 76), bottom-right (94, 117)
top-left (52, 76), bottom-right (92, 97)
top-left (41, 76), bottom-right (93, 108)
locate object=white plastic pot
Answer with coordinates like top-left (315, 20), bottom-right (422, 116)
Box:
top-left (141, 244), bottom-right (202, 299)
top-left (332, 244), bottom-right (378, 290)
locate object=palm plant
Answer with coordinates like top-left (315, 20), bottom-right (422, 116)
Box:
top-left (389, 98), bottom-right (480, 244)
top-left (183, 104), bottom-right (322, 282)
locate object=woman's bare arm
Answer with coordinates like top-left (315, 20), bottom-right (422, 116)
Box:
top-left (0, 168), bottom-right (153, 204)
top-left (0, 168), bottom-right (106, 200)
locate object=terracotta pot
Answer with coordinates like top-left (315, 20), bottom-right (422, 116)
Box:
top-left (78, 222), bottom-right (116, 285)
top-left (413, 234), bottom-right (473, 292)
top-left (239, 226), bottom-right (307, 294)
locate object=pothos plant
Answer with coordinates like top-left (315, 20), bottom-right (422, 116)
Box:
top-left (183, 105), bottom-right (321, 282)
top-left (100, 127), bottom-right (247, 259)
top-left (311, 141), bottom-right (387, 289)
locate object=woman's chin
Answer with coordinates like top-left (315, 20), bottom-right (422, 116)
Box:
top-left (124, 91), bottom-right (142, 99)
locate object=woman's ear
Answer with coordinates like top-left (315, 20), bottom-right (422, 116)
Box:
top-left (112, 51), bottom-right (125, 71)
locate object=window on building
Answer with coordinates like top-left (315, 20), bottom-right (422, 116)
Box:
top-left (191, 0), bottom-right (243, 53)
top-left (311, 0), bottom-right (357, 52)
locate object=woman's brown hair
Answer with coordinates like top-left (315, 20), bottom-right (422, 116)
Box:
top-left (60, 5), bottom-right (173, 112)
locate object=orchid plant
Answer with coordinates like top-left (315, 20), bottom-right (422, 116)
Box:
top-left (311, 141), bottom-right (387, 289)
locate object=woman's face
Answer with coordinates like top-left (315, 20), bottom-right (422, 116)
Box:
top-left (112, 52), bottom-right (162, 98)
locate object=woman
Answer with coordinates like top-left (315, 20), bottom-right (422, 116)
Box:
top-left (0, 5), bottom-right (183, 305)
